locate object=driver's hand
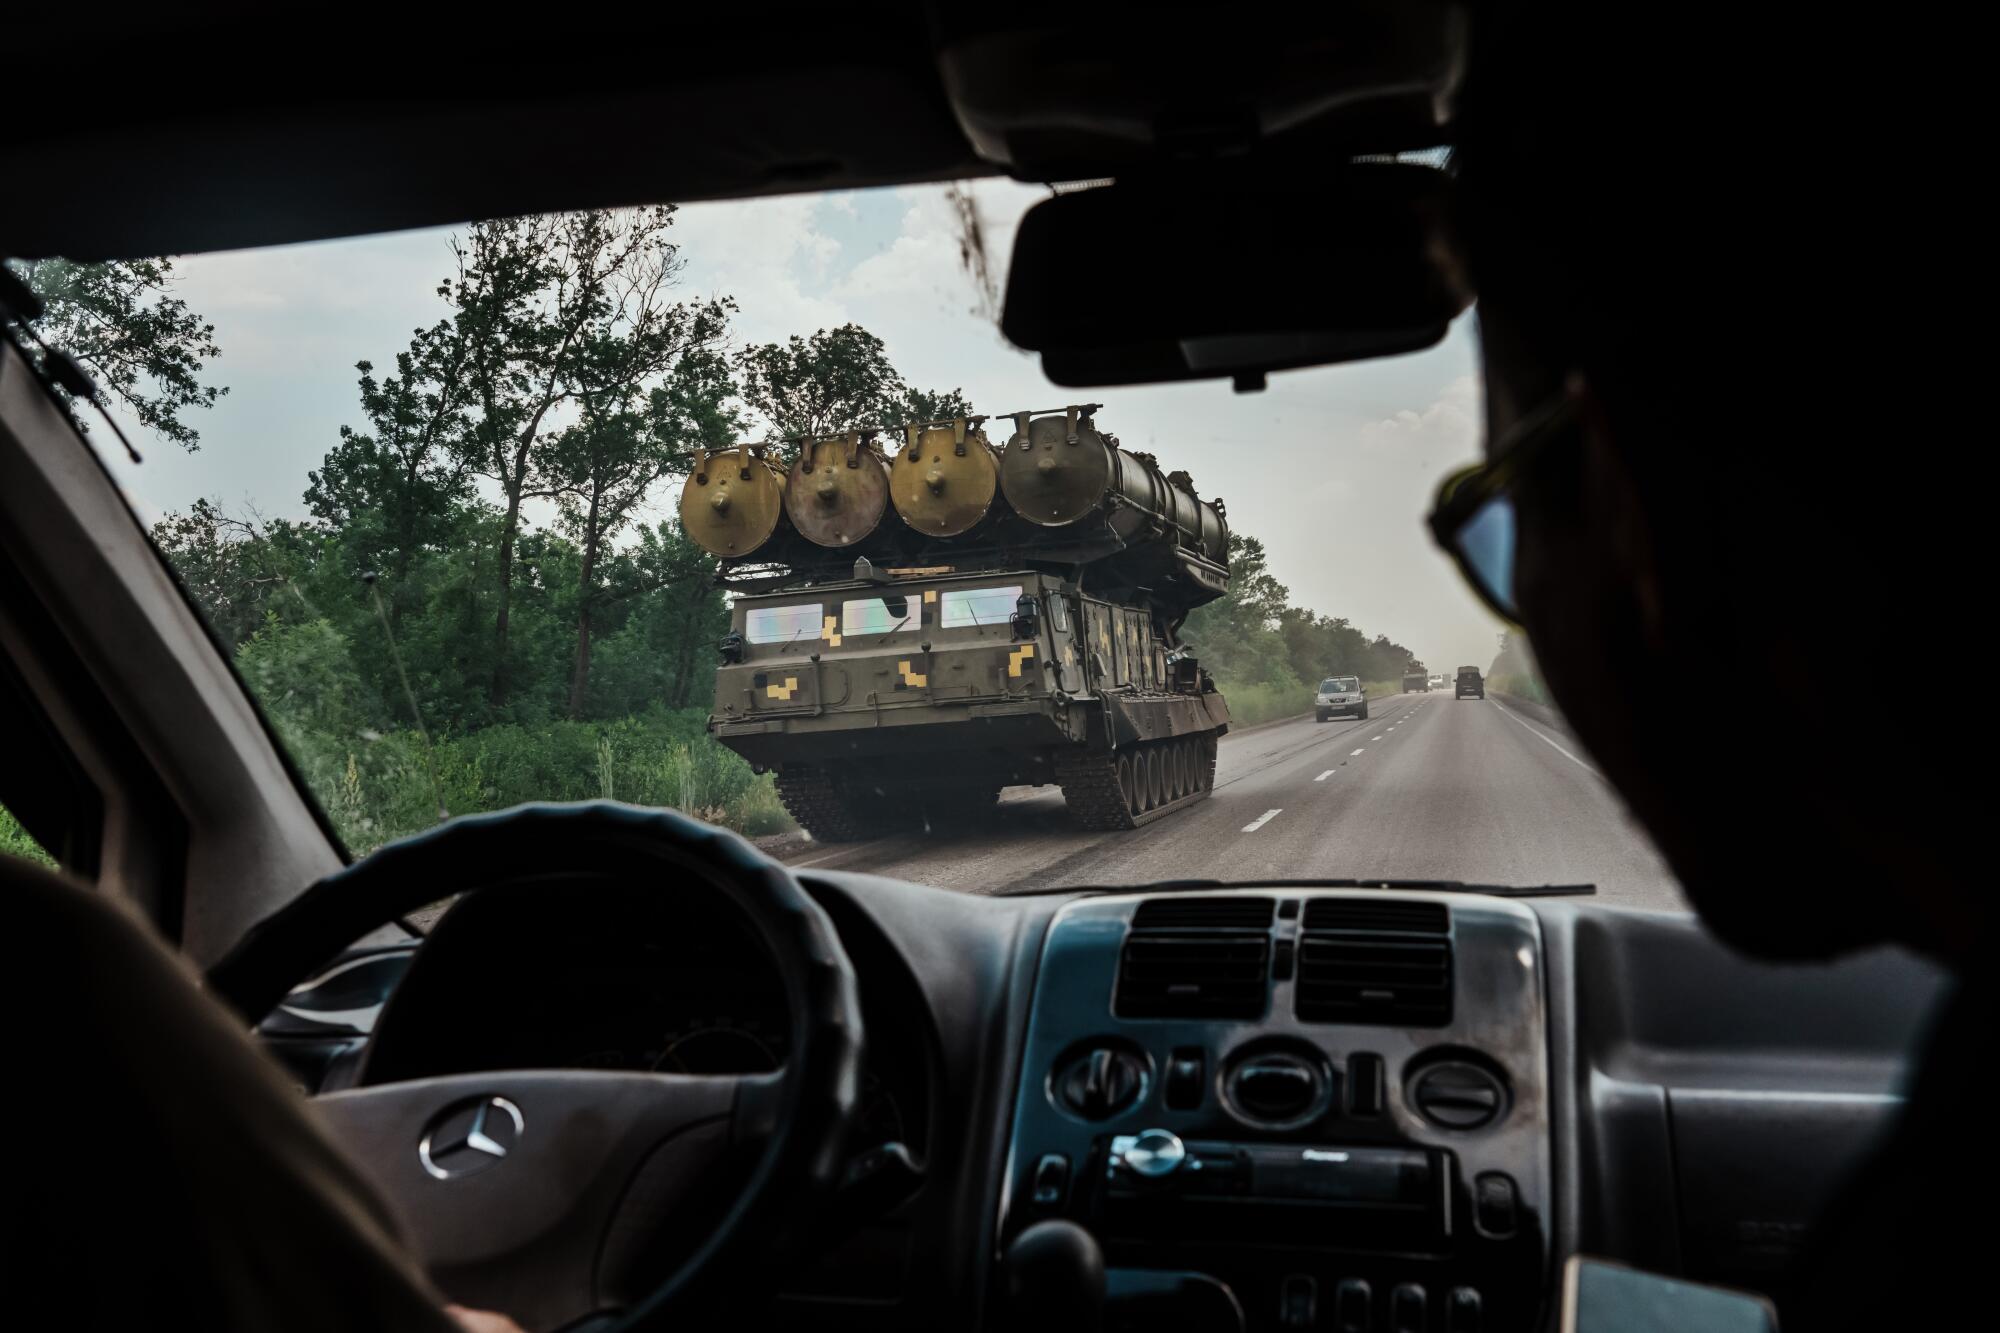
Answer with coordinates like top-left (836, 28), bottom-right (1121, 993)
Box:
top-left (445, 1305), bottom-right (529, 1333)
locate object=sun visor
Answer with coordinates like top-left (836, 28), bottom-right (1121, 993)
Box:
top-left (1000, 165), bottom-right (1468, 390)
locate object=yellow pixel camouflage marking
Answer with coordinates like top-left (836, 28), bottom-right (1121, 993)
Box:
top-left (897, 660), bottom-right (928, 688)
top-left (821, 616), bottom-right (841, 647)
top-left (766, 676), bottom-right (800, 700)
top-left (1008, 644), bottom-right (1036, 677)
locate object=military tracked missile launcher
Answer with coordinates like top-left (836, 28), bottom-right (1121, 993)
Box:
top-left (692, 405), bottom-right (1233, 840)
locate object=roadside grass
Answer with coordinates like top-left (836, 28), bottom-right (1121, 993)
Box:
top-left (1486, 673), bottom-right (1552, 705)
top-left (266, 708), bottom-right (796, 858)
top-left (1221, 679), bottom-right (1314, 726)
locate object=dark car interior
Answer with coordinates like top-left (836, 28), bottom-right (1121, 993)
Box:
top-left (0, 6), bottom-right (1956, 1332)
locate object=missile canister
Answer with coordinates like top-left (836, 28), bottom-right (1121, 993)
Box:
top-left (890, 418), bottom-right (1000, 537)
top-left (680, 444), bottom-right (787, 558)
top-left (786, 432), bottom-right (896, 549)
top-left (999, 407), bottom-right (1228, 572)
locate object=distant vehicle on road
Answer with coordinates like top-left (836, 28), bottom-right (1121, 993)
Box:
top-left (1456, 666), bottom-right (1485, 699)
top-left (1316, 676), bottom-right (1368, 721)
top-left (1403, 670), bottom-right (1430, 692)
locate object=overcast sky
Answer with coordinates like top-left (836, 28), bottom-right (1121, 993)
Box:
top-left (100, 181), bottom-right (1506, 674)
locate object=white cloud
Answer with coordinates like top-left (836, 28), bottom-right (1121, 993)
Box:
top-left (672, 193), bottom-right (849, 349)
top-left (1359, 374), bottom-right (1483, 449)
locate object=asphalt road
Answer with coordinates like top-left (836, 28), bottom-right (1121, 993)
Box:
top-left (781, 691), bottom-right (1687, 912)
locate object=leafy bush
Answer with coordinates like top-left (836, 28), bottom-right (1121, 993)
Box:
top-left (2, 805), bottom-right (56, 870)
top-left (254, 684), bottom-right (792, 856)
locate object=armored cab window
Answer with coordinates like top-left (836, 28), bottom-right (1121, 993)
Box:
top-left (939, 585), bottom-right (1022, 629)
top-left (744, 603), bottom-right (822, 644)
top-left (842, 595), bottom-right (912, 636)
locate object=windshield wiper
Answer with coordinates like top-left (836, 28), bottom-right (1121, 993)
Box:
top-left (1008, 877), bottom-right (1598, 898)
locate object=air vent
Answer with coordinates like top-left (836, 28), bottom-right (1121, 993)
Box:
top-left (1132, 896), bottom-right (1276, 930)
top-left (1116, 934), bottom-right (1271, 1019)
top-left (1296, 899), bottom-right (1452, 1026)
top-left (1302, 898), bottom-right (1449, 933)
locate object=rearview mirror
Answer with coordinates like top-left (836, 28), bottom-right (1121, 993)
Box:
top-left (1001, 164), bottom-right (1467, 390)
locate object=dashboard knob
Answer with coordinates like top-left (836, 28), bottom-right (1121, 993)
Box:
top-left (1118, 1128), bottom-right (1187, 1178)
top-left (1057, 1047), bottom-right (1147, 1119)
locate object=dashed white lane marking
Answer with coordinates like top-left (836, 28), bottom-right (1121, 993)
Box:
top-left (1372, 735), bottom-right (1384, 741)
top-left (1350, 748), bottom-right (1366, 756)
top-left (1242, 809), bottom-right (1283, 833)
top-left (1489, 699), bottom-right (1602, 776)
top-left (1315, 770), bottom-right (1335, 782)
top-left (793, 847), bottom-right (858, 869)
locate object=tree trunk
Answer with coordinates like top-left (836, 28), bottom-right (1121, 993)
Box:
top-left (488, 404), bottom-right (557, 709)
top-left (490, 486), bottom-right (523, 707)
top-left (567, 490), bottom-right (603, 720)
top-left (669, 581), bottom-right (702, 708)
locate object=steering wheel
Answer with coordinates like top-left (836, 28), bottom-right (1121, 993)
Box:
top-left (206, 802), bottom-right (864, 1332)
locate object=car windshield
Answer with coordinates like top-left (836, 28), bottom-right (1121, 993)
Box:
top-left (33, 184), bottom-right (1682, 911)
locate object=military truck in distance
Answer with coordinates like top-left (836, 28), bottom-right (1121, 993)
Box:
top-left (1403, 670), bottom-right (1430, 692)
top-left (1456, 665), bottom-right (1485, 699)
top-left (697, 405), bottom-right (1233, 840)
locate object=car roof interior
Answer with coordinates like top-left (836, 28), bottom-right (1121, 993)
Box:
top-left (3, 7), bottom-right (1464, 262)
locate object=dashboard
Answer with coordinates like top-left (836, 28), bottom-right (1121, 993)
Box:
top-left (261, 874), bottom-right (1946, 1332)
top-left (1005, 891), bottom-right (1550, 1331)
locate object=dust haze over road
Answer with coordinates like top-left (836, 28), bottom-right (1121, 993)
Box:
top-left (781, 692), bottom-right (1685, 912)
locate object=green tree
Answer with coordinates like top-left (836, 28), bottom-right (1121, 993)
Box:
top-left (12, 257), bottom-right (225, 450)
top-left (736, 323), bottom-right (899, 439)
top-left (879, 383), bottom-right (974, 427)
top-left (586, 520), bottom-right (730, 716)
top-left (1182, 534), bottom-right (1299, 685)
top-left (539, 236), bottom-right (734, 717)
top-left (305, 352), bottom-right (477, 591)
top-left (736, 322), bottom-right (970, 438)
top-left (549, 338), bottom-right (736, 718)
top-left (152, 501), bottom-right (317, 650)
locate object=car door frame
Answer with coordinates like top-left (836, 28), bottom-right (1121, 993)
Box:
top-left (0, 338), bottom-right (345, 964)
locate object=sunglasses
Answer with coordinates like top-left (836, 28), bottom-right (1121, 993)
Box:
top-left (1425, 388), bottom-right (1582, 624)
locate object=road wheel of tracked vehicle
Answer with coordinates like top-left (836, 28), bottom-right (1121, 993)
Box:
top-left (1055, 733), bottom-right (1221, 831)
top-left (774, 765), bottom-right (903, 843)
top-left (1116, 753), bottom-right (1141, 819)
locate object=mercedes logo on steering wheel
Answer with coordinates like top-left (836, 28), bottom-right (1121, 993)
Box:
top-left (418, 1095), bottom-right (524, 1180)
